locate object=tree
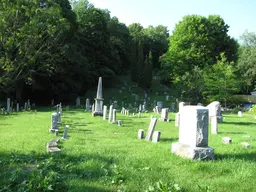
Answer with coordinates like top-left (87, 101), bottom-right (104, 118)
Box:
top-left (141, 51), bottom-right (153, 89)
top-left (0, 0), bottom-right (76, 101)
top-left (236, 30), bottom-right (256, 93)
top-left (203, 53), bottom-right (240, 106)
top-left (160, 15), bottom-right (238, 83)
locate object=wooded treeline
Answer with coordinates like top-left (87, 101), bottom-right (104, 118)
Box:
top-left (0, 0), bottom-right (255, 105)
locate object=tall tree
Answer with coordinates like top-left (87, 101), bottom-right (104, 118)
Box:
top-left (236, 30), bottom-right (256, 93)
top-left (160, 15), bottom-right (238, 83)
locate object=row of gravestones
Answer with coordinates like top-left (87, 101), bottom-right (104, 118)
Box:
top-left (47, 103), bottom-right (70, 153)
top-left (1, 98), bottom-right (34, 114)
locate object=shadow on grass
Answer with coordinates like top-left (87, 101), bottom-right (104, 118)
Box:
top-left (215, 152), bottom-right (256, 162)
top-left (0, 151), bottom-right (118, 192)
top-left (222, 122), bottom-right (256, 126)
top-left (160, 138), bottom-right (178, 142)
top-left (218, 131), bottom-right (245, 135)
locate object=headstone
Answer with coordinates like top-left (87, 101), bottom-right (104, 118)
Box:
top-left (152, 131), bottom-right (161, 143)
top-left (197, 103), bottom-right (203, 106)
top-left (170, 103), bottom-right (175, 112)
top-left (138, 112), bottom-right (141, 118)
top-left (207, 101), bottom-right (222, 123)
top-left (27, 99), bottom-right (31, 109)
top-left (103, 105), bottom-right (107, 120)
top-left (138, 129), bottom-right (144, 139)
top-left (76, 96), bottom-right (81, 107)
top-left (93, 77), bottom-right (104, 116)
top-left (166, 95), bottom-right (169, 101)
top-left (118, 120), bottom-right (122, 126)
top-left (57, 112), bottom-right (62, 125)
top-left (161, 108), bottom-right (169, 121)
top-left (91, 104), bottom-right (95, 113)
top-left (49, 113), bottom-right (58, 133)
top-left (238, 111), bottom-right (243, 117)
top-left (145, 118), bottom-right (158, 141)
top-left (55, 130), bottom-right (59, 136)
top-left (16, 103), bottom-right (19, 112)
top-left (211, 116), bottom-right (218, 134)
top-left (241, 142), bottom-right (250, 148)
top-left (108, 105), bottom-right (113, 123)
top-left (24, 102), bottom-right (27, 110)
top-left (112, 109), bottom-right (116, 123)
top-left (171, 106), bottom-right (214, 160)
top-left (175, 113), bottom-right (180, 127)
top-left (222, 137), bottom-right (232, 144)
top-left (178, 102), bottom-right (185, 112)
top-left (113, 101), bottom-right (118, 109)
top-left (85, 98), bottom-right (90, 111)
top-left (62, 125), bottom-right (69, 140)
top-left (6, 98), bottom-right (10, 113)
top-left (157, 101), bottom-right (163, 112)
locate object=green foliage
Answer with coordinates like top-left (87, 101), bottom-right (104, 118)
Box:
top-left (203, 53), bottom-right (240, 105)
top-left (145, 180), bottom-right (184, 192)
top-left (236, 30), bottom-right (256, 93)
top-left (160, 14), bottom-right (238, 82)
top-left (141, 52), bottom-right (153, 89)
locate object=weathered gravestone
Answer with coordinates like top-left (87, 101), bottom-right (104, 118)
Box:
top-left (93, 77), bottom-right (104, 116)
top-left (108, 105), bottom-right (113, 123)
top-left (238, 111), bottom-right (243, 117)
top-left (222, 137), bottom-right (232, 144)
top-left (6, 98), bottom-right (10, 113)
top-left (16, 103), bottom-right (19, 112)
top-left (161, 108), bottom-right (169, 121)
top-left (76, 96), bottom-right (81, 107)
top-left (112, 109), bottom-right (116, 123)
top-left (157, 101), bottom-right (163, 113)
top-left (145, 118), bottom-right (158, 141)
top-left (62, 125), bottom-right (69, 140)
top-left (118, 120), bottom-right (122, 126)
top-left (85, 98), bottom-right (90, 111)
top-left (103, 105), bottom-right (107, 120)
top-left (49, 113), bottom-right (58, 133)
top-left (175, 102), bottom-right (186, 127)
top-left (207, 101), bottom-right (223, 123)
top-left (171, 106), bottom-right (214, 160)
top-left (211, 116), bottom-right (218, 134)
top-left (152, 131), bottom-right (161, 143)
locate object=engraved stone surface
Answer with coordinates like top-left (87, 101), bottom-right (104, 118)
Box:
top-left (171, 106), bottom-right (214, 160)
top-left (145, 118), bottom-right (157, 141)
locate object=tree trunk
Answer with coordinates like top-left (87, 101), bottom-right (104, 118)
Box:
top-left (15, 79), bottom-right (24, 103)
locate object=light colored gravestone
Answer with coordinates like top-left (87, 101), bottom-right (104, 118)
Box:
top-left (161, 108), bottom-right (169, 121)
top-left (103, 105), bottom-right (107, 120)
top-left (24, 102), bottom-right (27, 110)
top-left (175, 113), bottom-right (180, 127)
top-left (6, 98), bottom-right (10, 113)
top-left (49, 112), bottom-right (58, 133)
top-left (138, 112), bottom-right (141, 118)
top-left (138, 129), bottom-right (144, 139)
top-left (93, 77), bottom-right (104, 116)
top-left (211, 116), bottom-right (218, 134)
top-left (85, 98), bottom-right (90, 112)
top-left (207, 101), bottom-right (222, 123)
top-left (222, 137), bottom-right (232, 144)
top-left (108, 105), bottom-right (113, 123)
top-left (16, 103), bottom-right (19, 112)
top-left (238, 111), bottom-right (242, 117)
top-left (166, 95), bottom-right (169, 101)
top-left (118, 120), bottom-right (122, 126)
top-left (55, 130), bottom-right (59, 136)
top-left (157, 101), bottom-right (163, 112)
top-left (91, 104), bottom-right (95, 113)
top-left (171, 106), bottom-right (214, 160)
top-left (76, 96), bottom-right (81, 106)
top-left (152, 131), bottom-right (161, 143)
top-left (27, 99), bottom-right (31, 109)
top-left (112, 109), bottom-right (116, 123)
top-left (145, 118), bottom-right (158, 141)
top-left (241, 142), bottom-right (250, 148)
top-left (57, 112), bottom-right (62, 125)
top-left (62, 125), bottom-right (69, 140)
top-left (197, 103), bottom-right (203, 106)
top-left (178, 102), bottom-right (185, 112)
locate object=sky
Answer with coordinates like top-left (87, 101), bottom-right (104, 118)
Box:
top-left (88, 0), bottom-right (255, 41)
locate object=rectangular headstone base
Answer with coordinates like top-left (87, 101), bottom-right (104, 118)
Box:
top-left (93, 111), bottom-right (103, 116)
top-left (171, 142), bottom-right (214, 160)
top-left (49, 129), bottom-right (57, 133)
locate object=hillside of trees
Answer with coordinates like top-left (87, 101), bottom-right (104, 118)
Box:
top-left (0, 0), bottom-right (255, 105)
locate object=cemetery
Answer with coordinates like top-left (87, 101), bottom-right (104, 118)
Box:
top-left (1, 76), bottom-right (256, 192)
top-left (0, 0), bottom-right (256, 191)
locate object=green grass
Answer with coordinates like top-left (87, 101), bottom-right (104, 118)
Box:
top-left (0, 108), bottom-right (256, 192)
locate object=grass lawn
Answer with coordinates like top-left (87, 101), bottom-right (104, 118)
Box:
top-left (0, 107), bottom-right (256, 192)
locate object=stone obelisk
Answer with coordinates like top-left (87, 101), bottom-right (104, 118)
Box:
top-left (93, 77), bottom-right (104, 116)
